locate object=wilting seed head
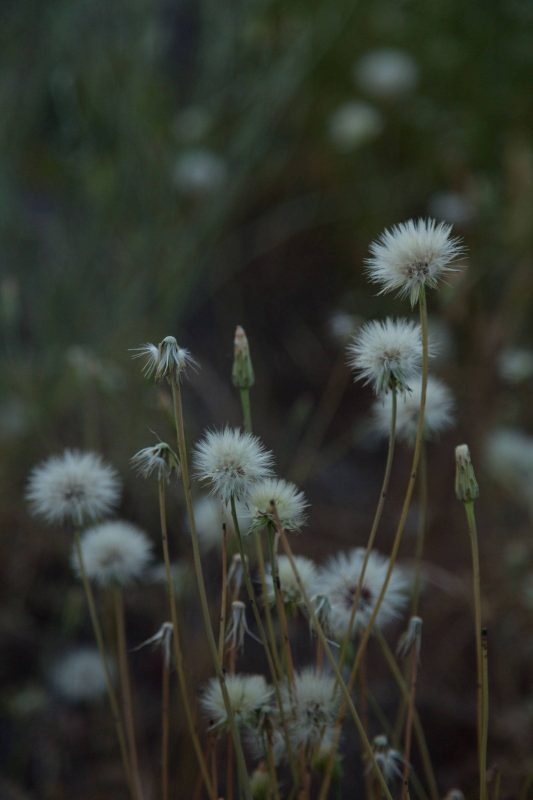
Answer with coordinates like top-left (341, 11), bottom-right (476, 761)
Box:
top-left (225, 601), bottom-right (261, 653)
top-left (72, 521), bottom-right (152, 586)
top-left (27, 449), bottom-right (121, 527)
top-left (371, 734), bottom-right (403, 782)
top-left (201, 674), bottom-right (273, 731)
top-left (455, 444), bottom-right (479, 503)
top-left (51, 647), bottom-right (112, 703)
top-left (366, 218), bottom-right (464, 306)
top-left (247, 478), bottom-right (308, 532)
top-left (283, 669), bottom-right (339, 749)
top-left (133, 621), bottom-right (174, 667)
top-left (131, 336), bottom-right (197, 383)
top-left (232, 325), bottom-right (255, 389)
top-left (131, 442), bottom-right (180, 482)
top-left (264, 555), bottom-right (317, 609)
top-left (347, 317), bottom-right (423, 395)
top-left (193, 427), bottom-right (275, 504)
top-left (373, 376), bottom-right (454, 444)
top-left (443, 790), bottom-right (465, 800)
top-left (397, 616), bottom-right (423, 661)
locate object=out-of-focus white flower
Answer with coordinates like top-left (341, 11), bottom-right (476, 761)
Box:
top-left (172, 148), bottom-right (227, 194)
top-left (373, 376), bottom-right (455, 443)
top-left (193, 427), bottom-right (275, 504)
top-left (27, 450), bottom-right (121, 527)
top-left (327, 311), bottom-right (362, 345)
top-left (315, 548), bottom-right (408, 639)
top-left (201, 674), bottom-right (273, 731)
top-left (264, 555), bottom-right (317, 607)
top-left (73, 521), bottom-right (152, 586)
top-left (131, 442), bottom-right (180, 481)
top-left (283, 668), bottom-right (339, 749)
top-left (327, 101), bottom-right (383, 151)
top-left (246, 478), bottom-right (308, 532)
top-left (428, 192), bottom-right (475, 227)
top-left (371, 734), bottom-right (404, 782)
top-left (485, 428), bottom-right (533, 510)
top-left (354, 49), bottom-right (418, 98)
top-left (131, 336), bottom-right (197, 383)
top-left (347, 318), bottom-right (422, 395)
top-left (367, 218), bottom-right (464, 306)
top-left (174, 106), bottom-right (213, 143)
top-left (498, 348), bottom-right (533, 384)
top-left (51, 648), bottom-right (112, 702)
top-left (147, 560), bottom-right (191, 595)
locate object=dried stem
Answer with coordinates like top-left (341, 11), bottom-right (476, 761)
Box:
top-left (401, 647), bottom-right (420, 799)
top-left (161, 655), bottom-right (170, 800)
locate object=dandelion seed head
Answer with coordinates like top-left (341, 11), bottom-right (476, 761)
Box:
top-left (373, 376), bottom-right (455, 443)
top-left (131, 336), bottom-right (196, 383)
top-left (72, 521), bottom-right (152, 586)
top-left (193, 427), bottom-right (275, 504)
top-left (354, 49), bottom-right (419, 98)
top-left (51, 648), bottom-right (112, 703)
top-left (131, 442), bottom-right (179, 481)
top-left (372, 734), bottom-right (404, 783)
top-left (283, 668), bottom-right (339, 749)
top-left (201, 674), bottom-right (273, 730)
top-left (247, 478), bottom-right (308, 532)
top-left (27, 450), bottom-right (121, 527)
top-left (366, 218), bottom-right (464, 305)
top-left (328, 101), bottom-right (383, 151)
top-left (264, 555), bottom-right (317, 607)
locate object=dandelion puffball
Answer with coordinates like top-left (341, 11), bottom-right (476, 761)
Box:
top-left (373, 376), bottom-right (455, 443)
top-left (72, 521), bottom-right (152, 586)
top-left (201, 674), bottom-right (273, 730)
top-left (51, 648), bottom-right (112, 703)
top-left (131, 336), bottom-right (196, 383)
top-left (283, 668), bottom-right (339, 749)
top-left (264, 555), bottom-right (317, 607)
top-left (246, 478), bottom-right (308, 532)
top-left (347, 317), bottom-right (422, 395)
top-left (27, 450), bottom-right (121, 527)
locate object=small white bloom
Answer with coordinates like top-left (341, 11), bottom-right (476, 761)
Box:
top-left (498, 348), bottom-right (533, 384)
top-left (373, 376), bottom-right (455, 443)
top-left (131, 336), bottom-right (197, 383)
top-left (327, 101), bottom-right (383, 151)
top-left (316, 548), bottom-right (409, 639)
top-left (201, 674), bottom-right (273, 730)
top-left (51, 648), bottom-right (112, 703)
top-left (172, 148), bottom-right (226, 194)
top-left (131, 442), bottom-right (180, 481)
top-left (485, 428), bottom-right (533, 511)
top-left (247, 478), bottom-right (308, 532)
top-left (264, 555), bottom-right (317, 607)
top-left (193, 427), bottom-right (275, 504)
top-left (147, 560), bottom-right (191, 596)
top-left (283, 668), bottom-right (339, 749)
top-left (73, 521), bottom-right (152, 586)
top-left (366, 218), bottom-right (464, 305)
top-left (327, 310), bottom-right (361, 344)
top-left (27, 450), bottom-right (121, 527)
top-left (347, 317), bottom-right (422, 395)
top-left (371, 734), bottom-right (404, 782)
top-left (354, 49), bottom-right (418, 98)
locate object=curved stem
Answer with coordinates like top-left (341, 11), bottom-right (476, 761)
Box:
top-left (410, 442), bottom-right (428, 617)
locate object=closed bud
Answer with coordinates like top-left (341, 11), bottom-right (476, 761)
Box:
top-left (455, 444), bottom-right (479, 503)
top-left (232, 325), bottom-right (255, 389)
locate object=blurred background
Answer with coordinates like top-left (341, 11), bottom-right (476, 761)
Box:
top-left (2, 0), bottom-right (533, 797)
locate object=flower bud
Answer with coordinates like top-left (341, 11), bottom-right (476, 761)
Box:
top-left (232, 325), bottom-right (255, 389)
top-left (455, 444), bottom-right (479, 503)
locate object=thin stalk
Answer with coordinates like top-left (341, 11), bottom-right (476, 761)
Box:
top-left (264, 735), bottom-right (282, 800)
top-left (171, 379), bottom-right (252, 800)
top-left (240, 387), bottom-right (253, 434)
top-left (490, 767), bottom-right (501, 800)
top-left (464, 500), bottom-right (488, 800)
top-left (401, 647), bottom-right (420, 799)
top-left (218, 524), bottom-right (229, 663)
top-left (359, 654), bottom-right (373, 800)
top-left (161, 655), bottom-right (170, 800)
top-left (267, 524), bottom-right (295, 685)
top-left (410, 443), bottom-right (428, 617)
top-left (73, 532), bottom-right (135, 799)
top-left (158, 479), bottom-right (215, 799)
top-left (113, 587), bottom-right (144, 800)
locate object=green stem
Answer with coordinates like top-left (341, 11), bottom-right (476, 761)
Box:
top-left (410, 442), bottom-right (428, 617)
top-left (240, 387), bottom-right (253, 434)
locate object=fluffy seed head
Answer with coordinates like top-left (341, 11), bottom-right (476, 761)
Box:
top-left (484, 427), bottom-right (533, 511)
top-left (51, 647), bottom-right (112, 702)
top-left (373, 376), bottom-right (454, 443)
top-left (264, 555), bottom-right (317, 608)
top-left (315, 548), bottom-right (409, 639)
top-left (347, 318), bottom-right (422, 395)
top-left (371, 735), bottom-right (403, 782)
top-left (283, 668), bottom-right (339, 749)
top-left (27, 450), bottom-right (121, 527)
top-left (131, 336), bottom-right (197, 383)
top-left (73, 521), bottom-right (152, 586)
top-left (366, 218), bottom-right (464, 305)
top-left (246, 478), bottom-right (308, 532)
top-left (131, 442), bottom-right (180, 481)
top-left (193, 427), bottom-right (275, 504)
top-left (201, 674), bottom-right (273, 731)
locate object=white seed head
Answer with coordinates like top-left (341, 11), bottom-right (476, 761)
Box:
top-left (397, 616), bottom-right (423, 661)
top-left (498, 347), bottom-right (533, 384)
top-left (354, 49), bottom-right (419, 98)
top-left (347, 317), bottom-right (423, 395)
top-left (327, 101), bottom-right (383, 151)
top-left (147, 560), bottom-right (192, 596)
top-left (246, 478), bottom-right (308, 532)
top-left (371, 734), bottom-right (404, 782)
top-left (72, 521), bottom-right (152, 586)
top-left (193, 427), bottom-right (275, 504)
top-left (373, 376), bottom-right (455, 443)
top-left (264, 555), bottom-right (317, 607)
top-left (27, 449), bottom-right (121, 527)
top-left (131, 442), bottom-right (180, 481)
top-left (366, 218), bottom-right (464, 305)
top-left (201, 674), bottom-right (273, 731)
top-left (51, 647), bottom-right (112, 702)
top-left (172, 148), bottom-right (227, 195)
top-left (131, 336), bottom-right (197, 383)
top-left (316, 548), bottom-right (409, 639)
top-left (283, 668), bottom-right (339, 749)
top-left (485, 427), bottom-right (533, 510)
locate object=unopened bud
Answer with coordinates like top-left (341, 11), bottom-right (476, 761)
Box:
top-left (455, 444), bottom-right (479, 503)
top-left (232, 325), bottom-right (255, 389)
top-left (397, 616), bottom-right (423, 661)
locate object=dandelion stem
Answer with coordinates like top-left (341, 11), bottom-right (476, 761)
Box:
top-left (157, 479), bottom-right (215, 799)
top-left (401, 645), bottom-right (420, 799)
top-left (267, 523), bottom-right (295, 685)
top-left (73, 531), bottom-right (135, 799)
top-left (218, 524), bottom-right (229, 663)
top-left (240, 387), bottom-right (253, 434)
top-left (161, 654), bottom-right (170, 800)
top-left (171, 379), bottom-right (252, 800)
top-left (410, 442), bottom-right (428, 617)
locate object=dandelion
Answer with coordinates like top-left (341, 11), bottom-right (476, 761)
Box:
top-left (201, 674), bottom-right (273, 731)
top-left (72, 521), bottom-right (152, 586)
top-left (371, 734), bottom-right (403, 782)
top-left (366, 218), bottom-right (464, 305)
top-left (354, 49), bottom-right (418, 98)
top-left (133, 621), bottom-right (174, 667)
top-left (327, 101), bottom-right (383, 151)
top-left (373, 376), bottom-right (454, 443)
top-left (283, 668), bottom-right (339, 749)
top-left (131, 442), bottom-right (180, 481)
top-left (131, 335), bottom-right (196, 383)
top-left (316, 548), bottom-right (408, 639)
top-left (147, 560), bottom-right (191, 596)
top-left (247, 478), bottom-right (308, 532)
top-left (172, 148), bottom-right (227, 194)
top-left (347, 317), bottom-right (423, 395)
top-left (264, 555), bottom-right (318, 607)
top-left (397, 616), bottom-right (423, 661)
top-left (27, 450), bottom-right (121, 527)
top-left (50, 647), bottom-right (113, 703)
top-left (225, 601), bottom-right (262, 652)
top-left (485, 428), bottom-right (533, 510)
top-left (193, 427), bottom-right (275, 504)
top-left (498, 347), bottom-right (533, 384)
top-left (327, 310), bottom-right (361, 344)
